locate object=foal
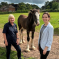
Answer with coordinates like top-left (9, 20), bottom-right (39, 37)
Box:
top-left (18, 9), bottom-right (40, 51)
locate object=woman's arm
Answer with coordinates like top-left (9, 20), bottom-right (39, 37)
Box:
top-left (3, 33), bottom-right (8, 46)
top-left (43, 26), bottom-right (54, 55)
top-left (16, 33), bottom-right (19, 39)
top-left (16, 33), bottom-right (19, 45)
top-left (45, 26), bottom-right (54, 48)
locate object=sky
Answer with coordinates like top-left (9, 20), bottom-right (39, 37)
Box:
top-left (0, 0), bottom-right (53, 8)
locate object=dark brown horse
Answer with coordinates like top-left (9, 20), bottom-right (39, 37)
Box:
top-left (18, 9), bottom-right (40, 51)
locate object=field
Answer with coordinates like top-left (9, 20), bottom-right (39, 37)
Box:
top-left (0, 12), bottom-right (59, 35)
top-left (0, 12), bottom-right (59, 59)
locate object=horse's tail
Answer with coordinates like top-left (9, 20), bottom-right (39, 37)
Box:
top-left (18, 16), bottom-right (20, 26)
top-left (18, 16), bottom-right (21, 30)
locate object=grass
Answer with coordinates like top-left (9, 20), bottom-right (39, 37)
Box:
top-left (0, 47), bottom-right (35, 59)
top-left (0, 47), bottom-right (23, 59)
top-left (0, 12), bottom-right (59, 35)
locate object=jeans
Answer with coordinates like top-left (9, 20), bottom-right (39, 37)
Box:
top-left (6, 43), bottom-right (21, 59)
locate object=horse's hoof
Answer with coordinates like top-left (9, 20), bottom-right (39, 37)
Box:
top-left (19, 42), bottom-right (23, 45)
top-left (23, 40), bottom-right (25, 43)
top-left (31, 46), bottom-right (35, 50)
top-left (25, 49), bottom-right (30, 52)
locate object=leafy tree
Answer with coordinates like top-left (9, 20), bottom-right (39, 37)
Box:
top-left (48, 1), bottom-right (53, 9)
top-left (45, 1), bottom-right (50, 9)
top-left (1, 2), bottom-right (8, 6)
top-left (43, 1), bottom-right (58, 9)
top-left (18, 2), bottom-right (26, 10)
top-left (52, 2), bottom-right (58, 10)
top-left (47, 5), bottom-right (50, 9)
top-left (31, 4), bottom-right (39, 9)
top-left (0, 2), bottom-right (40, 11)
top-left (26, 3), bottom-right (32, 10)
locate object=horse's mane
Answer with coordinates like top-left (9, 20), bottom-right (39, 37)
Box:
top-left (27, 12), bottom-right (34, 30)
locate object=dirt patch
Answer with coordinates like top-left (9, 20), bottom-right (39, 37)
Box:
top-left (0, 29), bottom-right (59, 59)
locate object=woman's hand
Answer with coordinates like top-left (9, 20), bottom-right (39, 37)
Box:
top-left (43, 49), bottom-right (47, 55)
top-left (43, 46), bottom-right (48, 55)
top-left (16, 39), bottom-right (19, 45)
top-left (5, 40), bottom-right (8, 46)
top-left (3, 33), bottom-right (8, 46)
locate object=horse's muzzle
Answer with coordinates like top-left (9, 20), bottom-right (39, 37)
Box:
top-left (37, 23), bottom-right (40, 26)
top-left (34, 21), bottom-right (40, 26)
top-left (37, 21), bottom-right (40, 26)
top-left (36, 20), bottom-right (40, 26)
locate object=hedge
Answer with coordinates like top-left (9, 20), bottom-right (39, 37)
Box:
top-left (0, 10), bottom-right (29, 14)
top-left (42, 9), bottom-right (59, 12)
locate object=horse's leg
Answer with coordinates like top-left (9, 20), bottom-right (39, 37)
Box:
top-left (21, 28), bottom-right (25, 43)
top-left (26, 31), bottom-right (30, 52)
top-left (31, 31), bottom-right (35, 50)
top-left (18, 25), bottom-right (22, 44)
top-left (19, 28), bottom-right (24, 44)
top-left (18, 24), bottom-right (23, 44)
top-left (19, 29), bottom-right (22, 44)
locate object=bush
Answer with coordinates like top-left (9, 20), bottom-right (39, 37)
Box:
top-left (42, 9), bottom-right (59, 12)
top-left (16, 10), bottom-right (29, 13)
top-left (0, 10), bottom-right (29, 14)
top-left (0, 11), bottom-right (15, 14)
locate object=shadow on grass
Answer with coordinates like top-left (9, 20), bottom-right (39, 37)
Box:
top-left (0, 47), bottom-right (35, 59)
top-left (54, 28), bottom-right (59, 36)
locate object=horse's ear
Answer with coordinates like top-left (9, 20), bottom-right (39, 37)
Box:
top-left (30, 9), bottom-right (33, 12)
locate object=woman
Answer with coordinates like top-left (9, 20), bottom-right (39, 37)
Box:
top-left (38, 12), bottom-right (54, 59)
top-left (3, 14), bottom-right (21, 59)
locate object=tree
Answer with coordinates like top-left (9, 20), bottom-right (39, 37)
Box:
top-left (0, 2), bottom-right (40, 11)
top-left (48, 1), bottom-right (53, 9)
top-left (44, 1), bottom-right (58, 9)
top-left (52, 2), bottom-right (58, 10)
top-left (18, 2), bottom-right (26, 10)
top-left (47, 6), bottom-right (50, 9)
top-left (53, 0), bottom-right (59, 2)
top-left (31, 4), bottom-right (39, 9)
top-left (45, 1), bottom-right (50, 9)
top-left (1, 2), bottom-right (8, 6)
top-left (26, 3), bottom-right (32, 10)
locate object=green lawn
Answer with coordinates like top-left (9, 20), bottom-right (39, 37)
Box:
top-left (0, 47), bottom-right (35, 59)
top-left (0, 47), bottom-right (23, 59)
top-left (0, 12), bottom-right (59, 35)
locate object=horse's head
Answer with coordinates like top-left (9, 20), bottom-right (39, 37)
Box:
top-left (30, 9), bottom-right (40, 26)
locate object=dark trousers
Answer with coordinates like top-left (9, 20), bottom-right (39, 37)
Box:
top-left (6, 43), bottom-right (21, 59)
top-left (39, 45), bottom-right (50, 59)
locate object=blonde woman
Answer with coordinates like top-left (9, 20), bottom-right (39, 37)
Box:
top-left (38, 12), bottom-right (54, 59)
top-left (3, 14), bottom-right (21, 59)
